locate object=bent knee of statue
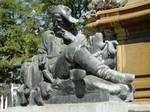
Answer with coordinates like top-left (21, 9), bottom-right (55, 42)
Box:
top-left (70, 69), bottom-right (87, 81)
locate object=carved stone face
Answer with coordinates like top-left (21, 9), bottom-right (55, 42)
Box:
top-left (50, 5), bottom-right (79, 23)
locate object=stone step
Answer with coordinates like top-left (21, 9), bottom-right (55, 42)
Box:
top-left (3, 102), bottom-right (150, 112)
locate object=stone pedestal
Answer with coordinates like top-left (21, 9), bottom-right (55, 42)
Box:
top-left (4, 102), bottom-right (150, 112)
top-left (26, 89), bottom-right (111, 105)
top-left (46, 90), bottom-right (110, 104)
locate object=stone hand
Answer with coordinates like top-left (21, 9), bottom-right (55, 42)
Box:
top-left (56, 26), bottom-right (76, 42)
top-left (39, 61), bottom-right (46, 71)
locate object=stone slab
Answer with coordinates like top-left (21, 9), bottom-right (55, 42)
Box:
top-left (46, 90), bottom-right (109, 104)
top-left (27, 89), bottom-right (110, 105)
top-left (3, 102), bottom-right (150, 112)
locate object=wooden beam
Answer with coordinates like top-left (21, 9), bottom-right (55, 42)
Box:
top-left (133, 78), bottom-right (150, 90)
top-left (117, 43), bottom-right (150, 75)
top-left (134, 90), bottom-right (150, 98)
top-left (134, 98), bottom-right (150, 102)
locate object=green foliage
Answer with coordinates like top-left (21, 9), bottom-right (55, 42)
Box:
top-left (1, 35), bottom-right (41, 58)
top-left (0, 0), bottom-right (43, 83)
top-left (0, 60), bottom-right (10, 83)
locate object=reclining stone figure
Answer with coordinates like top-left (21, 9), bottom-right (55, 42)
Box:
top-left (18, 5), bottom-right (135, 106)
top-left (43, 5), bottom-right (134, 102)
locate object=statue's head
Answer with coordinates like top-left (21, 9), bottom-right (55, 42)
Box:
top-left (49, 5), bottom-right (79, 38)
top-left (50, 5), bottom-right (79, 24)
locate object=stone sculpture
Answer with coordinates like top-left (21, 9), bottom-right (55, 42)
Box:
top-left (85, 0), bottom-right (128, 19)
top-left (18, 5), bottom-right (135, 106)
top-left (88, 0), bottom-right (128, 11)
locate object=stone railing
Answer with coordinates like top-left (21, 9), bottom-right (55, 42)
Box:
top-left (0, 83), bottom-right (20, 110)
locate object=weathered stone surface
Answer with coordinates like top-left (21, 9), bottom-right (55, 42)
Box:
top-left (46, 90), bottom-right (109, 104)
top-left (27, 89), bottom-right (110, 105)
top-left (4, 102), bottom-right (150, 112)
top-left (19, 4), bottom-right (135, 106)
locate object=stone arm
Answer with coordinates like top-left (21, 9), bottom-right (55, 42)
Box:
top-left (54, 26), bottom-right (76, 43)
top-left (104, 40), bottom-right (118, 56)
top-left (41, 30), bottom-right (64, 57)
top-left (35, 30), bottom-right (64, 83)
top-left (100, 40), bottom-right (118, 69)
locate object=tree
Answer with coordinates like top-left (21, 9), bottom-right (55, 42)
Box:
top-left (0, 0), bottom-right (44, 83)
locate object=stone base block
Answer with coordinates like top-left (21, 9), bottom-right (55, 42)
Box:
top-left (46, 89), bottom-right (109, 104)
top-left (4, 102), bottom-right (150, 112)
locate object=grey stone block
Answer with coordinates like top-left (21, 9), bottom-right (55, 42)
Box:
top-left (5, 102), bottom-right (150, 112)
top-left (46, 90), bottom-right (109, 104)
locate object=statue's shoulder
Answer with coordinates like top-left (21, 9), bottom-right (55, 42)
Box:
top-left (42, 30), bottom-right (56, 40)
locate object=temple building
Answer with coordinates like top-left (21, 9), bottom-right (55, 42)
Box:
top-left (85, 0), bottom-right (150, 102)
